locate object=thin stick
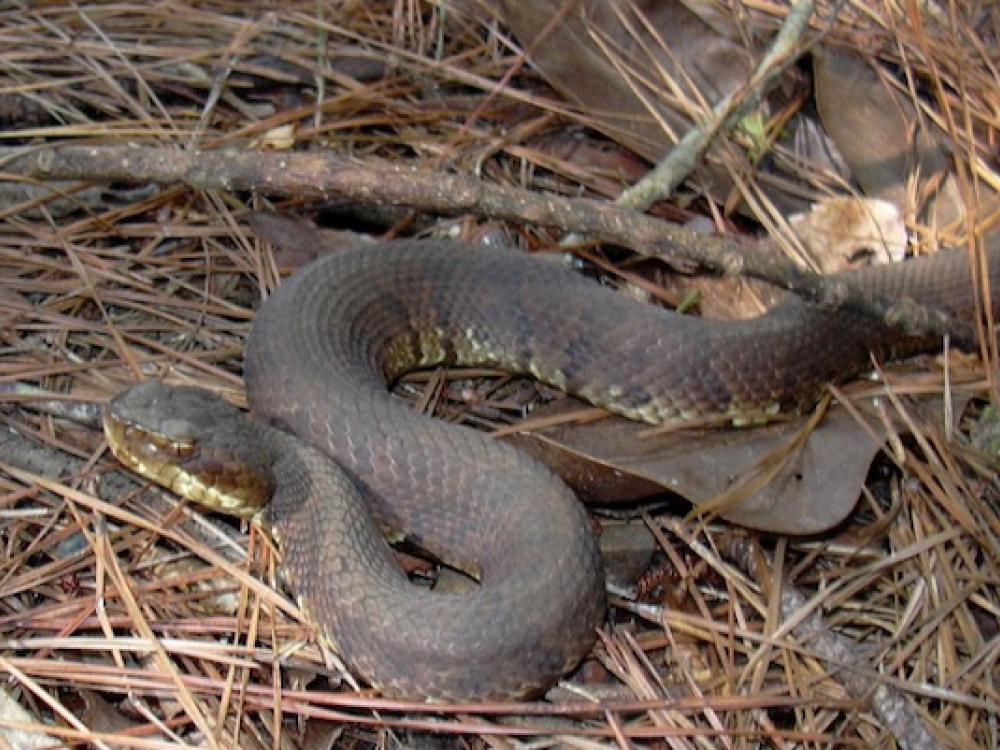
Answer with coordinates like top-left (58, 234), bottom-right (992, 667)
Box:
top-left (0, 144), bottom-right (974, 344)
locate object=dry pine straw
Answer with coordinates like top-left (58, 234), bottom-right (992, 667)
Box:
top-left (0, 1), bottom-right (997, 748)
top-left (1, 191), bottom-right (997, 749)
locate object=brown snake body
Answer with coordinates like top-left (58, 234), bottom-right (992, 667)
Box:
top-left (105, 240), bottom-right (998, 700)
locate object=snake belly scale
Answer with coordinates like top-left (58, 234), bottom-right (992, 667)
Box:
top-left (104, 239), bottom-right (998, 700)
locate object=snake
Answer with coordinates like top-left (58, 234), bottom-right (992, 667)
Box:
top-left (103, 239), bottom-right (998, 701)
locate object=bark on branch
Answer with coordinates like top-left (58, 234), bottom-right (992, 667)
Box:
top-left (0, 144), bottom-right (973, 344)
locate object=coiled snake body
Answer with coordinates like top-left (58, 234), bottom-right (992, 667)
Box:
top-left (104, 240), bottom-right (997, 700)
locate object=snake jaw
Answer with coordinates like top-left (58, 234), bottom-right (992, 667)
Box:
top-left (103, 408), bottom-right (195, 480)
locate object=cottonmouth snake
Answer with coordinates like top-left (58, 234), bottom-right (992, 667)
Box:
top-left (104, 240), bottom-right (998, 700)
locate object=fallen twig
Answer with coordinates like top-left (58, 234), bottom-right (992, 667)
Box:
top-left (616, 0), bottom-right (817, 211)
top-left (0, 144), bottom-right (975, 345)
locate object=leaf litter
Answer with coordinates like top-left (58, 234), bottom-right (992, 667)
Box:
top-left (0, 1), bottom-right (997, 748)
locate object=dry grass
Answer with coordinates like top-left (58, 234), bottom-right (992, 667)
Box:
top-left (0, 2), bottom-right (997, 748)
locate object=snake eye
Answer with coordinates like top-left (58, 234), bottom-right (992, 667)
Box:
top-left (173, 441), bottom-right (196, 460)
top-left (157, 418), bottom-right (197, 459)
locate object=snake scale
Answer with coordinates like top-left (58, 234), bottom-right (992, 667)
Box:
top-left (104, 239), bottom-right (999, 700)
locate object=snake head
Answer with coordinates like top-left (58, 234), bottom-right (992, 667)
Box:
top-left (103, 381), bottom-right (273, 517)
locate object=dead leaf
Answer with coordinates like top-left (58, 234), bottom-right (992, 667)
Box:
top-left (789, 196), bottom-right (907, 273)
top-left (505, 392), bottom-right (971, 534)
top-left (0, 686), bottom-right (69, 749)
top-left (246, 212), bottom-right (370, 271)
top-left (494, 0), bottom-right (790, 207)
top-left (253, 122), bottom-right (297, 150)
top-left (505, 397), bottom-right (881, 534)
top-left (812, 47), bottom-right (964, 228)
top-left (599, 521), bottom-right (657, 590)
top-left (74, 690), bottom-right (141, 735)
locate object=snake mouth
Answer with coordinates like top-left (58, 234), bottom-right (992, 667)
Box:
top-left (103, 403), bottom-right (269, 518)
top-left (103, 409), bottom-right (193, 480)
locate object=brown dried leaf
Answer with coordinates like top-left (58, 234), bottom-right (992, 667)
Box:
top-left (246, 212), bottom-right (369, 271)
top-left (789, 197), bottom-right (907, 273)
top-left (495, 0), bottom-right (756, 196)
top-left (812, 47), bottom-right (964, 226)
top-left (73, 690), bottom-right (140, 736)
top-left (505, 397), bottom-right (882, 534)
top-left (599, 521), bottom-right (657, 590)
